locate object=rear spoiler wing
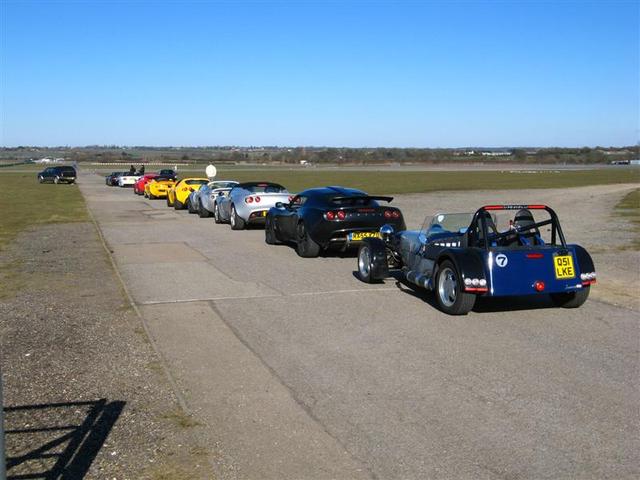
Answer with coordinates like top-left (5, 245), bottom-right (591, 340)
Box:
top-left (331, 195), bottom-right (394, 203)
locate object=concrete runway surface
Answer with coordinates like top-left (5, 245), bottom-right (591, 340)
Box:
top-left (78, 172), bottom-right (639, 480)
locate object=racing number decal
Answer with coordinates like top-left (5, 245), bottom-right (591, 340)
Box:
top-left (554, 255), bottom-right (575, 279)
top-left (495, 254), bottom-right (508, 267)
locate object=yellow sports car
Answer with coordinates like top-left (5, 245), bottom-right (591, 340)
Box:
top-left (167, 177), bottom-right (209, 209)
top-left (145, 178), bottom-right (176, 199)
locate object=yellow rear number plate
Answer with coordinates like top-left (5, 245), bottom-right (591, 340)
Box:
top-left (554, 255), bottom-right (575, 279)
top-left (349, 231), bottom-right (381, 241)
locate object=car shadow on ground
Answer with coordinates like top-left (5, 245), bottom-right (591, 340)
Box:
top-left (358, 270), bottom-right (557, 314)
top-left (4, 399), bottom-right (125, 479)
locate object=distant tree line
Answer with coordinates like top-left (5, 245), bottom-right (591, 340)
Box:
top-left (1, 145), bottom-right (638, 165)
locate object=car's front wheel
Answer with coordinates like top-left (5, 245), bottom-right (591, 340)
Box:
top-left (295, 222), bottom-right (321, 258)
top-left (435, 260), bottom-right (475, 315)
top-left (188, 198), bottom-right (198, 214)
top-left (357, 244), bottom-right (376, 283)
top-left (53, 176), bottom-right (60, 184)
top-left (38, 176), bottom-right (44, 184)
top-left (230, 205), bottom-right (245, 230)
top-left (198, 201), bottom-right (211, 218)
top-left (551, 287), bottom-right (590, 308)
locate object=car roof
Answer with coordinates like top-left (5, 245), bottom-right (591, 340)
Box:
top-left (299, 186), bottom-right (368, 197)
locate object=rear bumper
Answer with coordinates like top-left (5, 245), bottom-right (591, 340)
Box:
top-left (247, 210), bottom-right (269, 224)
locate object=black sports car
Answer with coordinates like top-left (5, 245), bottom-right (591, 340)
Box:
top-left (265, 186), bottom-right (406, 257)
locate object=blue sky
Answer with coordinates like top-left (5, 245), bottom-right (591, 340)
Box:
top-left (1, 1), bottom-right (638, 147)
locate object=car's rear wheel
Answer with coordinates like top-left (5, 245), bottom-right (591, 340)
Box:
top-left (435, 260), bottom-right (475, 315)
top-left (264, 216), bottom-right (281, 245)
top-left (148, 192), bottom-right (155, 199)
top-left (230, 205), bottom-right (245, 230)
top-left (551, 287), bottom-right (590, 308)
top-left (295, 222), bottom-right (321, 258)
top-left (213, 203), bottom-right (223, 224)
top-left (38, 176), bottom-right (44, 183)
top-left (174, 198), bottom-right (185, 210)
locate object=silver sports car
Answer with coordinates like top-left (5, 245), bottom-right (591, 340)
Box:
top-left (187, 180), bottom-right (239, 217)
top-left (214, 182), bottom-right (292, 230)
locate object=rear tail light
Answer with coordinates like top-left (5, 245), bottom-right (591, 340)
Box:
top-left (391, 210), bottom-right (400, 218)
top-left (254, 196), bottom-right (261, 203)
top-left (324, 211), bottom-right (346, 221)
top-left (463, 277), bottom-right (488, 292)
top-left (384, 210), bottom-right (392, 219)
top-left (534, 281), bottom-right (545, 292)
top-left (245, 197), bottom-right (254, 204)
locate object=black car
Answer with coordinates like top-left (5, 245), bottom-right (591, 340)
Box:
top-left (265, 186), bottom-right (406, 257)
top-left (37, 166), bottom-right (77, 184)
top-left (159, 169), bottom-right (176, 179)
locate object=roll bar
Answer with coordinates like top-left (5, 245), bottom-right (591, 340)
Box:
top-left (471, 204), bottom-right (567, 249)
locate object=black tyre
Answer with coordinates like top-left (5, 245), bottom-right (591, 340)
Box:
top-left (435, 260), bottom-right (476, 315)
top-left (551, 287), bottom-right (590, 308)
top-left (148, 193), bottom-right (155, 200)
top-left (357, 244), bottom-right (376, 283)
top-left (295, 222), bottom-right (321, 258)
top-left (198, 201), bottom-right (211, 218)
top-left (53, 176), bottom-right (60, 184)
top-left (264, 216), bottom-right (281, 245)
top-left (38, 176), bottom-right (44, 184)
top-left (230, 205), bottom-right (245, 230)
top-left (166, 196), bottom-right (172, 207)
top-left (213, 203), bottom-right (223, 224)
top-left (174, 198), bottom-right (184, 210)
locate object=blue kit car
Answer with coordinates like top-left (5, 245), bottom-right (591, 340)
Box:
top-left (356, 204), bottom-right (596, 315)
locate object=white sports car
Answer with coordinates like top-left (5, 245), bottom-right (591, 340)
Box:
top-left (214, 182), bottom-right (292, 230)
top-left (117, 174), bottom-right (141, 187)
top-left (187, 180), bottom-right (239, 217)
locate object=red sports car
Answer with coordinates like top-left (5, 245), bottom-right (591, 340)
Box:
top-left (133, 174), bottom-right (158, 195)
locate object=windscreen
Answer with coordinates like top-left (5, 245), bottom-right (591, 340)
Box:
top-left (210, 181), bottom-right (237, 189)
top-left (185, 179), bottom-right (208, 186)
top-left (422, 213), bottom-right (475, 236)
top-left (329, 196), bottom-right (378, 207)
top-left (244, 183), bottom-right (287, 193)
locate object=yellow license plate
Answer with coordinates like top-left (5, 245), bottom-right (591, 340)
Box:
top-left (554, 255), bottom-right (575, 279)
top-left (349, 231), bottom-right (381, 241)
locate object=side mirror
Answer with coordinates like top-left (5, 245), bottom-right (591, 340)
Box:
top-left (380, 224), bottom-right (395, 242)
top-left (275, 202), bottom-right (285, 209)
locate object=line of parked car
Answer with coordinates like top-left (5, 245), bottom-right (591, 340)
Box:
top-left (104, 169), bottom-right (597, 315)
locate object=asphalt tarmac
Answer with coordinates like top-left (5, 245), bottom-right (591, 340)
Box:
top-left (78, 172), bottom-right (639, 480)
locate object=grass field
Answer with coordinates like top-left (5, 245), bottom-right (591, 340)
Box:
top-left (0, 173), bottom-right (88, 250)
top-left (175, 168), bottom-right (640, 194)
top-left (615, 188), bottom-right (640, 249)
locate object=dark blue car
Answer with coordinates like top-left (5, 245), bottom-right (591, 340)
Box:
top-left (356, 204), bottom-right (596, 315)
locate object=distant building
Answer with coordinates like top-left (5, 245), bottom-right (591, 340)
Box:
top-left (481, 151), bottom-right (512, 157)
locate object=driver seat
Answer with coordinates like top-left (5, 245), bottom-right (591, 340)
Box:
top-left (514, 209), bottom-right (544, 245)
